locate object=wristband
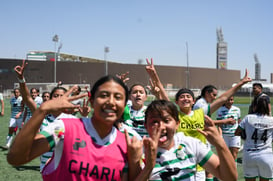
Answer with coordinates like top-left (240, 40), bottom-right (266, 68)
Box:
top-left (17, 77), bottom-right (26, 83)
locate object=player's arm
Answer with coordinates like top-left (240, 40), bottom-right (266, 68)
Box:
top-left (147, 78), bottom-right (162, 100)
top-left (198, 115), bottom-right (237, 181)
top-left (14, 59), bottom-right (37, 113)
top-left (124, 130), bottom-right (144, 181)
top-left (145, 58), bottom-right (169, 101)
top-left (21, 107), bottom-right (27, 124)
top-left (214, 117), bottom-right (236, 126)
top-left (234, 126), bottom-right (242, 136)
top-left (7, 86), bottom-right (85, 166)
top-left (235, 116), bottom-right (246, 139)
top-left (133, 121), bottom-right (162, 181)
top-left (210, 69), bottom-right (251, 114)
top-left (234, 126), bottom-right (246, 140)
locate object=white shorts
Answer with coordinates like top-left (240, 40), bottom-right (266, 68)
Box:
top-left (9, 118), bottom-right (23, 128)
top-left (195, 170), bottom-right (205, 181)
top-left (223, 135), bottom-right (241, 148)
top-left (243, 150), bottom-right (273, 179)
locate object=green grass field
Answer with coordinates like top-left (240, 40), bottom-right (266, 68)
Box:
top-left (0, 96), bottom-right (258, 180)
top-left (0, 98), bottom-right (42, 180)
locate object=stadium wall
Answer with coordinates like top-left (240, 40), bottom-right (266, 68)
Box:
top-left (0, 58), bottom-right (240, 92)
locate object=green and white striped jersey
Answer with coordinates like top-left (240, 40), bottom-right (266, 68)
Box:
top-left (148, 132), bottom-right (213, 181)
top-left (124, 104), bottom-right (148, 137)
top-left (217, 105), bottom-right (241, 136)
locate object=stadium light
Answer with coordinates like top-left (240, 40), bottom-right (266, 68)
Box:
top-left (185, 42), bottom-right (190, 89)
top-left (52, 34), bottom-right (59, 83)
top-left (104, 46), bottom-right (109, 75)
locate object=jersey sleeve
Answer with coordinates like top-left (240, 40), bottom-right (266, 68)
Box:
top-left (39, 118), bottom-right (65, 150)
top-left (200, 104), bottom-right (210, 116)
top-left (181, 134), bottom-right (213, 167)
top-left (193, 99), bottom-right (211, 116)
top-left (193, 138), bottom-right (213, 166)
top-left (193, 100), bottom-right (203, 110)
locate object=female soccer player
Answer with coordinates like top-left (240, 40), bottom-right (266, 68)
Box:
top-left (135, 100), bottom-right (237, 181)
top-left (7, 75), bottom-right (141, 181)
top-left (235, 96), bottom-right (273, 181)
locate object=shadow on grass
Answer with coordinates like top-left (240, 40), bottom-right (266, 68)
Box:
top-left (0, 145), bottom-right (40, 172)
top-left (14, 165), bottom-right (40, 172)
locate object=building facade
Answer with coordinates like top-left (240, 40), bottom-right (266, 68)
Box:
top-left (0, 58), bottom-right (240, 93)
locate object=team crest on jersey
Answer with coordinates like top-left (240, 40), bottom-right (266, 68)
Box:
top-left (176, 145), bottom-right (186, 160)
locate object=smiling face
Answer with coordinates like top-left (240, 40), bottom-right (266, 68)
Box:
top-left (206, 88), bottom-right (218, 103)
top-left (30, 88), bottom-right (38, 100)
top-left (130, 85), bottom-right (147, 110)
top-left (91, 80), bottom-right (126, 126)
top-left (175, 93), bottom-right (194, 113)
top-left (224, 96), bottom-right (234, 109)
top-left (145, 110), bottom-right (179, 150)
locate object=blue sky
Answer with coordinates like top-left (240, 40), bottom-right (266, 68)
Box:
top-left (1, 0), bottom-right (273, 81)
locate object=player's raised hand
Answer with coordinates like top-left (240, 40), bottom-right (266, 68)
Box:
top-left (116, 71), bottom-right (130, 84)
top-left (14, 59), bottom-right (28, 79)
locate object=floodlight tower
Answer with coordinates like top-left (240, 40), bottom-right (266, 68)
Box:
top-left (104, 46), bottom-right (109, 75)
top-left (254, 53), bottom-right (261, 80)
top-left (216, 27), bottom-right (228, 69)
top-left (52, 34), bottom-right (59, 83)
top-left (185, 42), bottom-right (190, 89)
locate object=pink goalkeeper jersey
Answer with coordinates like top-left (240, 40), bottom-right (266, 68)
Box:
top-left (42, 118), bottom-right (128, 181)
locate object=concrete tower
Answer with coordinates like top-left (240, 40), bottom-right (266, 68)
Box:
top-left (254, 53), bottom-right (261, 80)
top-left (216, 27), bottom-right (228, 69)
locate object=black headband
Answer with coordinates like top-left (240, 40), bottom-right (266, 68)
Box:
top-left (176, 89), bottom-right (194, 100)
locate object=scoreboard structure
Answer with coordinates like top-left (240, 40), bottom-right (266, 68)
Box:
top-left (216, 28), bottom-right (227, 70)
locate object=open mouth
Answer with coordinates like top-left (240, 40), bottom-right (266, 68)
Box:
top-left (182, 101), bottom-right (191, 106)
top-left (104, 109), bottom-right (115, 113)
top-left (135, 97), bottom-right (142, 101)
top-left (159, 132), bottom-right (167, 142)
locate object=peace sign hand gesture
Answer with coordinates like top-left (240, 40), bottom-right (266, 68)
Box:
top-left (147, 78), bottom-right (161, 99)
top-left (79, 98), bottom-right (91, 117)
top-left (40, 85), bottom-right (87, 114)
top-left (145, 58), bottom-right (157, 80)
